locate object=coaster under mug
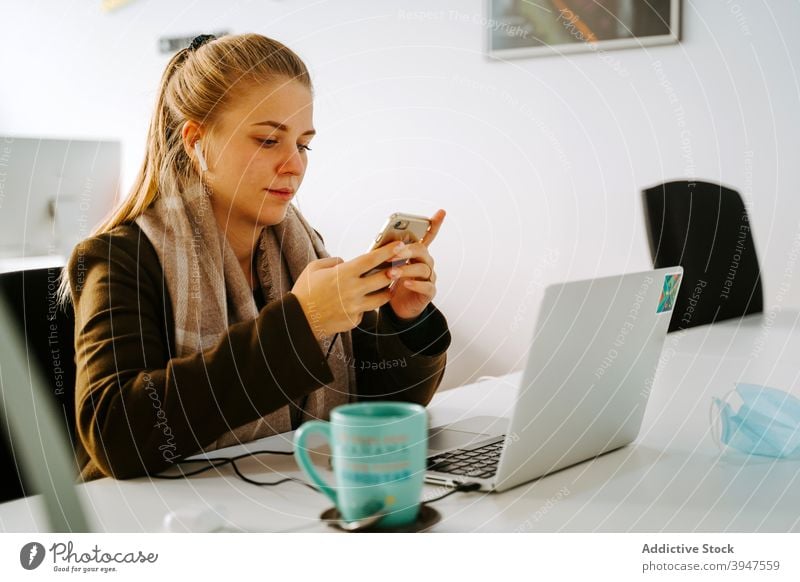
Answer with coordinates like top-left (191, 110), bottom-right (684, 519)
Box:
top-left (320, 504), bottom-right (441, 533)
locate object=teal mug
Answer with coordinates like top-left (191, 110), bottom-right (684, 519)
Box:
top-left (293, 401), bottom-right (428, 528)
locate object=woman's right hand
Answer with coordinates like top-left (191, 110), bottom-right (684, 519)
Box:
top-left (291, 240), bottom-right (412, 342)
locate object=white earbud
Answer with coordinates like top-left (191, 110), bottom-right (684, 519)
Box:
top-left (194, 140), bottom-right (208, 172)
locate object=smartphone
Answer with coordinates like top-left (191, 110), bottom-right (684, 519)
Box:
top-left (362, 212), bottom-right (432, 279)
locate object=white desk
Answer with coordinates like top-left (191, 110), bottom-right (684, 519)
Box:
top-left (0, 254), bottom-right (65, 273)
top-left (2, 312), bottom-right (799, 532)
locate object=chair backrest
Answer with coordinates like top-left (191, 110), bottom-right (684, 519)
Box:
top-left (0, 266), bottom-right (77, 503)
top-left (642, 180), bottom-right (763, 332)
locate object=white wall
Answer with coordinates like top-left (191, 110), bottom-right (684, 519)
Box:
top-left (2, 0), bottom-right (799, 389)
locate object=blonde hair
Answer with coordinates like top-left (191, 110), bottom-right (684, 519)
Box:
top-left (57, 33), bottom-right (313, 306)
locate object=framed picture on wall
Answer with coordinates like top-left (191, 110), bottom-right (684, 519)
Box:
top-left (487, 0), bottom-right (681, 59)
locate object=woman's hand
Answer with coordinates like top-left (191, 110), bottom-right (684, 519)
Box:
top-left (291, 240), bottom-right (413, 342)
top-left (386, 209), bottom-right (445, 321)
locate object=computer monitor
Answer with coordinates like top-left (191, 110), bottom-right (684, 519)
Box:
top-left (0, 136), bottom-right (120, 258)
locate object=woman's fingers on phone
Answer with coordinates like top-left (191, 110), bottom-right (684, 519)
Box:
top-left (349, 240), bottom-right (411, 277)
top-left (361, 270), bottom-right (395, 294)
top-left (360, 288), bottom-right (392, 312)
top-left (400, 279), bottom-right (436, 299)
top-left (386, 261), bottom-right (432, 281)
top-left (391, 242), bottom-right (434, 271)
top-left (421, 209), bottom-right (446, 247)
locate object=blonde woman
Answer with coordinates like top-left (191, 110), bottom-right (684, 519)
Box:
top-left (63, 33), bottom-right (450, 481)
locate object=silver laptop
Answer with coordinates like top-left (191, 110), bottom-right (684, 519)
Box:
top-left (425, 267), bottom-right (683, 493)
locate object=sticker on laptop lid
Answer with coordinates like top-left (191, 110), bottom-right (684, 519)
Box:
top-left (656, 274), bottom-right (681, 313)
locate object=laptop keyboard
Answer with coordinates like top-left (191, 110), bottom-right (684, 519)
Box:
top-left (426, 436), bottom-right (505, 479)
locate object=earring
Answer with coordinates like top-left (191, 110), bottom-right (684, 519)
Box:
top-left (194, 140), bottom-right (208, 172)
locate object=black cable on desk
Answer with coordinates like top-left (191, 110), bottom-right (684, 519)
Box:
top-left (152, 449), bottom-right (320, 492)
top-left (154, 448), bottom-right (480, 504)
top-left (422, 482), bottom-right (482, 503)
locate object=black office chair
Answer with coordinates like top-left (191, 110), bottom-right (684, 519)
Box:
top-left (642, 180), bottom-right (763, 332)
top-left (0, 266), bottom-right (77, 503)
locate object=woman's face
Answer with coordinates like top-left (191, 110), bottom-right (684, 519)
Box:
top-left (202, 78), bottom-right (315, 233)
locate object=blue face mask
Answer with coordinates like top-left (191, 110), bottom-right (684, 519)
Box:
top-left (711, 383), bottom-right (800, 458)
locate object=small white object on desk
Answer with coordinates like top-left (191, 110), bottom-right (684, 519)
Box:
top-left (162, 504), bottom-right (229, 533)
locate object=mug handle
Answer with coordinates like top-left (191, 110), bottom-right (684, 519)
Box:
top-left (293, 420), bottom-right (337, 506)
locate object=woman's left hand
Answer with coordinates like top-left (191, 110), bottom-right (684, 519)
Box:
top-left (386, 209), bottom-right (446, 321)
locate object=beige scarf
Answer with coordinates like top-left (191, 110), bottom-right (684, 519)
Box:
top-left (135, 176), bottom-right (354, 451)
